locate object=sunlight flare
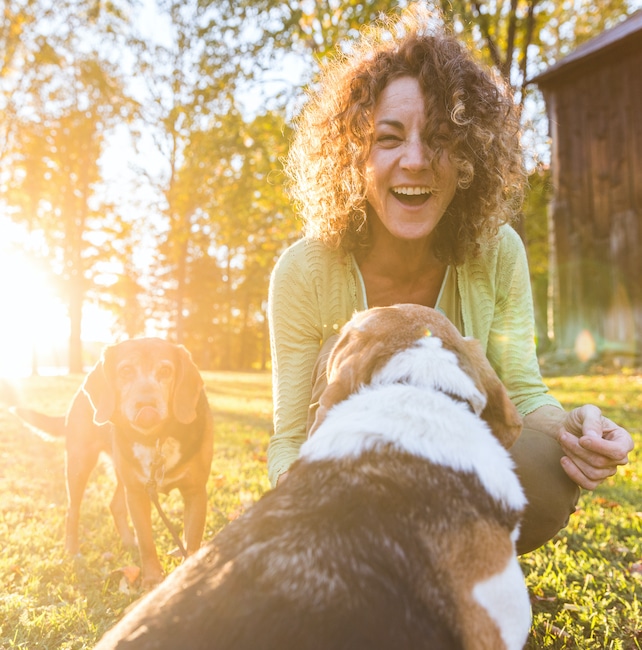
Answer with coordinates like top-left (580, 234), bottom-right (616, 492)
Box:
top-left (0, 249), bottom-right (68, 377)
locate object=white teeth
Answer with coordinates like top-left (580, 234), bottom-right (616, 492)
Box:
top-left (392, 186), bottom-right (432, 196)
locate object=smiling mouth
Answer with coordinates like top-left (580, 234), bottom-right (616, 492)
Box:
top-left (391, 186), bottom-right (433, 206)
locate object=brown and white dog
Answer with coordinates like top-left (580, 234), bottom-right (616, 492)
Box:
top-left (94, 305), bottom-right (530, 649)
top-left (13, 338), bottom-right (213, 587)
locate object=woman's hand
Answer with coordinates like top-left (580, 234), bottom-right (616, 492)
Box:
top-left (557, 405), bottom-right (633, 490)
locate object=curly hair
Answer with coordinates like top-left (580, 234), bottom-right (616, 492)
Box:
top-left (285, 4), bottom-right (526, 264)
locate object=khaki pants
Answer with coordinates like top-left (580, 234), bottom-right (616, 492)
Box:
top-left (306, 336), bottom-right (580, 556)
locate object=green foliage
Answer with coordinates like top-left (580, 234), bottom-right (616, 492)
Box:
top-left (0, 0), bottom-right (140, 371)
top-left (1, 371), bottom-right (641, 647)
top-left (523, 167), bottom-right (552, 279)
top-left (156, 107), bottom-right (298, 369)
top-left (2, 0), bottom-right (640, 372)
top-left (522, 166), bottom-right (553, 350)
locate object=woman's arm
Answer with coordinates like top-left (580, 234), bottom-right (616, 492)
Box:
top-left (267, 243), bottom-right (324, 487)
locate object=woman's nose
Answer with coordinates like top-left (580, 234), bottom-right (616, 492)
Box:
top-left (400, 138), bottom-right (431, 171)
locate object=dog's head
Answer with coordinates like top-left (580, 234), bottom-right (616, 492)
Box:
top-left (82, 338), bottom-right (203, 433)
top-left (310, 304), bottom-right (522, 448)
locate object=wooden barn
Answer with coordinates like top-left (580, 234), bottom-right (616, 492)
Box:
top-left (532, 10), bottom-right (642, 363)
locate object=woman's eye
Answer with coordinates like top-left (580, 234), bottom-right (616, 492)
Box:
top-left (376, 134), bottom-right (401, 146)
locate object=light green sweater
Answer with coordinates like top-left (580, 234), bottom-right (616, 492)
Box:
top-left (267, 225), bottom-right (561, 487)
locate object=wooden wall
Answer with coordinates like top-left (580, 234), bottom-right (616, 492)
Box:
top-left (541, 41), bottom-right (642, 361)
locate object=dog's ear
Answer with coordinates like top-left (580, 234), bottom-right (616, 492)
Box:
top-left (459, 338), bottom-right (522, 448)
top-left (82, 347), bottom-right (117, 425)
top-left (172, 344), bottom-right (203, 424)
top-left (309, 328), bottom-right (389, 435)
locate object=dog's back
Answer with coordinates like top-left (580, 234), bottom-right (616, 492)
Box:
top-left (96, 448), bottom-right (470, 650)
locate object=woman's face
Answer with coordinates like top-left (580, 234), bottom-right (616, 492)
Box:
top-left (364, 76), bottom-right (459, 242)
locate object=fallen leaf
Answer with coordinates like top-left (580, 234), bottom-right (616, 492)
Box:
top-left (107, 564), bottom-right (141, 591)
top-left (227, 506), bottom-right (245, 521)
top-left (532, 594), bottom-right (557, 602)
top-left (629, 561), bottom-right (642, 576)
top-left (7, 565), bottom-right (24, 583)
top-left (121, 565), bottom-right (141, 584)
top-left (594, 496), bottom-right (620, 509)
top-left (211, 474), bottom-right (226, 488)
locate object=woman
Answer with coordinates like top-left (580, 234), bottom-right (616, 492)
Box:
top-left (267, 5), bottom-right (632, 554)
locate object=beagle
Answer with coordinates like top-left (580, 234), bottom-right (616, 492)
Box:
top-left (94, 305), bottom-right (530, 649)
top-left (13, 338), bottom-right (213, 587)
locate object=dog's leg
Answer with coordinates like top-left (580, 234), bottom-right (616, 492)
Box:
top-left (125, 487), bottom-right (164, 587)
top-left (110, 480), bottom-right (136, 549)
top-left (437, 521), bottom-right (530, 650)
top-left (180, 484), bottom-right (208, 556)
top-left (64, 445), bottom-right (101, 555)
top-left (471, 553), bottom-right (532, 650)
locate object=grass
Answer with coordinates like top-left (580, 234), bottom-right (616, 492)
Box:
top-left (0, 370), bottom-right (641, 648)
top-left (522, 372), bottom-right (642, 649)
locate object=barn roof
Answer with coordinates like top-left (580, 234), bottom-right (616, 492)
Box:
top-left (531, 9), bottom-right (642, 86)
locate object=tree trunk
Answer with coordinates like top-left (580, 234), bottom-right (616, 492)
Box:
top-left (175, 238), bottom-right (188, 344)
top-left (68, 271), bottom-right (84, 373)
top-left (223, 252), bottom-right (233, 370)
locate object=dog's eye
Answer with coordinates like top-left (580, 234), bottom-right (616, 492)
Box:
top-left (157, 364), bottom-right (174, 381)
top-left (117, 364), bottom-right (135, 380)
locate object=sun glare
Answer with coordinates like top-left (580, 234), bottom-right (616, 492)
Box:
top-left (0, 249), bottom-right (120, 378)
top-left (0, 248), bottom-right (70, 378)
top-left (0, 213), bottom-right (121, 378)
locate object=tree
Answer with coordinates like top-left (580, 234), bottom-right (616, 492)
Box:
top-left (171, 109), bottom-right (297, 370)
top-left (4, 0), bottom-right (637, 371)
top-left (93, 216), bottom-right (148, 339)
top-left (522, 166), bottom-right (553, 352)
top-left (130, 0), bottom-right (240, 345)
top-left (134, 0), bottom-right (299, 366)
top-left (1, 0), bottom-right (138, 371)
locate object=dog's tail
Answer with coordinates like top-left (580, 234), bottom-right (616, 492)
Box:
top-left (10, 406), bottom-right (66, 440)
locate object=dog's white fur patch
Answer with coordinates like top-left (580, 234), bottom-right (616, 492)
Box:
top-left (300, 337), bottom-right (526, 511)
top-left (472, 555), bottom-right (532, 649)
top-left (133, 437), bottom-right (182, 484)
top-left (371, 336), bottom-right (487, 416)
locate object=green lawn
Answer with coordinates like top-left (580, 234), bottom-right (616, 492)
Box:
top-left (0, 371), bottom-right (640, 648)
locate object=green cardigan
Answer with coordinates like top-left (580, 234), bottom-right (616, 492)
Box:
top-left (267, 224), bottom-right (561, 487)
